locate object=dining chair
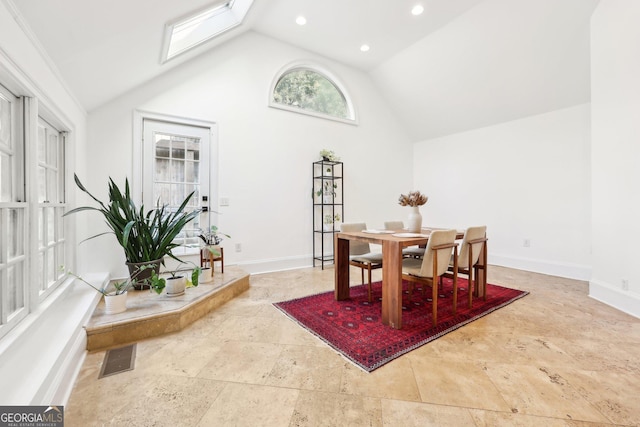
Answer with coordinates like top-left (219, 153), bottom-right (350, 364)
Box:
top-left (444, 226), bottom-right (487, 306)
top-left (384, 220), bottom-right (425, 259)
top-left (340, 222), bottom-right (383, 302)
top-left (401, 229), bottom-right (458, 325)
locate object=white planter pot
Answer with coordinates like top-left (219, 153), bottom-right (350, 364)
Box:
top-left (165, 276), bottom-right (187, 296)
top-left (104, 292), bottom-right (127, 314)
top-left (200, 267), bottom-right (213, 283)
top-left (323, 223), bottom-right (334, 232)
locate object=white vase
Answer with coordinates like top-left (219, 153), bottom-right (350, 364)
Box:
top-left (104, 292), bottom-right (127, 314)
top-left (323, 223), bottom-right (333, 232)
top-left (165, 276), bottom-right (187, 296)
top-left (407, 206), bottom-right (423, 232)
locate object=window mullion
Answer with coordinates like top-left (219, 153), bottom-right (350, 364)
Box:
top-left (1, 207), bottom-right (6, 324)
top-left (24, 96), bottom-right (40, 312)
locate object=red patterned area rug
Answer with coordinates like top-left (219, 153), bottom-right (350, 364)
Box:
top-left (274, 278), bottom-right (528, 372)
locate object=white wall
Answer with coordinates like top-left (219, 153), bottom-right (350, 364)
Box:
top-left (82, 31), bottom-right (414, 276)
top-left (589, 0), bottom-right (640, 318)
top-left (413, 104), bottom-right (591, 280)
top-left (371, 0), bottom-right (597, 141)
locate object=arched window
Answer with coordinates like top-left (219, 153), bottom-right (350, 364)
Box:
top-left (270, 64), bottom-right (356, 123)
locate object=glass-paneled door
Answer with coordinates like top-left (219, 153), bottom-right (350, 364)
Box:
top-left (142, 120), bottom-right (211, 249)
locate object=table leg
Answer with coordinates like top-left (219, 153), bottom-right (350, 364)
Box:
top-left (382, 240), bottom-right (403, 329)
top-left (335, 235), bottom-right (350, 300)
top-left (475, 242), bottom-right (488, 299)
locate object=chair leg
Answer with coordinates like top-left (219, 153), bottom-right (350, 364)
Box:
top-left (432, 278), bottom-right (438, 325)
top-left (367, 265), bottom-right (373, 303)
top-left (468, 268), bottom-right (474, 309)
top-left (452, 274), bottom-right (457, 316)
top-left (483, 264), bottom-right (487, 300)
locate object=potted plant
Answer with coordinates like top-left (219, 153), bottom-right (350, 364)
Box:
top-left (316, 180), bottom-right (337, 204)
top-left (63, 263), bottom-right (157, 314)
top-left (198, 225), bottom-right (229, 259)
top-left (319, 149), bottom-right (340, 162)
top-left (323, 213), bottom-right (341, 231)
top-left (149, 262), bottom-right (202, 296)
top-left (64, 174), bottom-right (201, 289)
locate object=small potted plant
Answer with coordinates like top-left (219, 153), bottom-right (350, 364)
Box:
top-left (63, 263), bottom-right (157, 314)
top-left (149, 261), bottom-right (202, 296)
top-left (198, 225), bottom-right (230, 260)
top-left (319, 149), bottom-right (340, 162)
top-left (316, 181), bottom-right (338, 204)
top-left (323, 213), bottom-right (341, 231)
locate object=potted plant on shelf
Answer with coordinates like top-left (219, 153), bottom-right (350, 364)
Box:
top-left (316, 180), bottom-right (337, 204)
top-left (323, 213), bottom-right (341, 231)
top-left (198, 225), bottom-right (230, 261)
top-left (64, 174), bottom-right (201, 289)
top-left (319, 149), bottom-right (340, 162)
top-left (63, 263), bottom-right (157, 314)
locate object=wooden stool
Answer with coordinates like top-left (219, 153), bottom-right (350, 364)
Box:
top-left (200, 247), bottom-right (224, 273)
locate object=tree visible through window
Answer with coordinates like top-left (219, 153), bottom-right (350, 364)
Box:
top-left (272, 68), bottom-right (353, 121)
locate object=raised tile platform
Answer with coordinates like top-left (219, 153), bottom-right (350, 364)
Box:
top-left (85, 266), bottom-right (250, 352)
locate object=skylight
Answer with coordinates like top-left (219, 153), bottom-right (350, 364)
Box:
top-left (160, 0), bottom-right (253, 63)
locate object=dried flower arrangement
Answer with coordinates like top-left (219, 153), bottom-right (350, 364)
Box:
top-left (398, 190), bottom-right (428, 207)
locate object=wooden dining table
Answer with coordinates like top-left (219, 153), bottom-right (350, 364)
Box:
top-left (334, 228), bottom-right (483, 329)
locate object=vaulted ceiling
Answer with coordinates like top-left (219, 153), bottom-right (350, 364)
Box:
top-left (9, 0), bottom-right (599, 140)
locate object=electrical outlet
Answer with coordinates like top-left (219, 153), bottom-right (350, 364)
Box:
top-left (523, 238), bottom-right (531, 248)
top-left (220, 197), bottom-right (230, 206)
top-left (622, 279), bottom-right (629, 291)
top-left (235, 243), bottom-right (242, 252)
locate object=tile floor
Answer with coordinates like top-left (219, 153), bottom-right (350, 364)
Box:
top-left (66, 265), bottom-right (640, 426)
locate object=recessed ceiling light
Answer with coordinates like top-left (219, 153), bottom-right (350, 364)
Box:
top-left (296, 16), bottom-right (307, 25)
top-left (411, 5), bottom-right (424, 16)
top-left (360, 44), bottom-right (370, 52)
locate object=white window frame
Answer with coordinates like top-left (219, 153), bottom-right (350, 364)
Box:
top-left (35, 117), bottom-right (66, 300)
top-left (0, 83), bottom-right (28, 332)
top-left (0, 81), bottom-right (71, 340)
top-left (268, 61), bottom-right (358, 125)
top-left (160, 0), bottom-right (254, 63)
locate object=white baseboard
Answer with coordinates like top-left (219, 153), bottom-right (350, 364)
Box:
top-left (235, 254), bottom-right (313, 275)
top-left (589, 279), bottom-right (640, 319)
top-left (489, 253), bottom-right (591, 281)
top-left (237, 253), bottom-right (593, 282)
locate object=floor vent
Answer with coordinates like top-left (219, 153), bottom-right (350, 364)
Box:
top-left (99, 344), bottom-right (136, 379)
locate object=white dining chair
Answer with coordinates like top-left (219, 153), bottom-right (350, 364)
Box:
top-left (340, 222), bottom-right (383, 302)
top-left (445, 225), bottom-right (487, 307)
top-left (401, 229), bottom-right (458, 325)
